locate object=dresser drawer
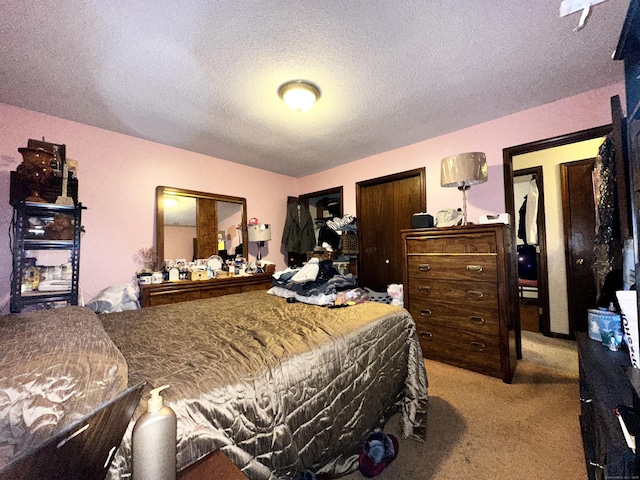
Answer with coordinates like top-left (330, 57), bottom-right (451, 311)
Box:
top-left (416, 324), bottom-right (502, 378)
top-left (418, 324), bottom-right (501, 377)
top-left (410, 301), bottom-right (499, 335)
top-left (408, 278), bottom-right (498, 304)
top-left (408, 279), bottom-right (499, 335)
top-left (407, 254), bottom-right (497, 281)
top-left (406, 232), bottom-right (497, 254)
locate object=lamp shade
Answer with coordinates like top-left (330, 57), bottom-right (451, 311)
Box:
top-left (440, 152), bottom-right (488, 188)
top-left (248, 224), bottom-right (271, 242)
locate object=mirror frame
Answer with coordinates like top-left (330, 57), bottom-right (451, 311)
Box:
top-left (155, 186), bottom-right (248, 268)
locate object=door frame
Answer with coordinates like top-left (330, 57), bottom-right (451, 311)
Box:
top-left (503, 124), bottom-right (611, 339)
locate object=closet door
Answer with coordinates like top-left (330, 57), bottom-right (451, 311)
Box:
top-left (357, 168), bottom-right (425, 289)
top-left (560, 158), bottom-right (597, 334)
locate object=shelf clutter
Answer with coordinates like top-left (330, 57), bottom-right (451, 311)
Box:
top-left (10, 139), bottom-right (84, 313)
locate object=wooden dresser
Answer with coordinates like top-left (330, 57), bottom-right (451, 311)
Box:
top-left (139, 273), bottom-right (272, 307)
top-left (402, 224), bottom-right (519, 383)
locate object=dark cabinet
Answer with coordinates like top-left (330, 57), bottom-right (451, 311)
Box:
top-left (578, 1), bottom-right (640, 478)
top-left (577, 333), bottom-right (636, 479)
top-left (10, 202), bottom-right (84, 312)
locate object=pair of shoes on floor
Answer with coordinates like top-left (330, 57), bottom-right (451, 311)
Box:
top-left (297, 430), bottom-right (398, 480)
top-left (358, 431), bottom-right (399, 478)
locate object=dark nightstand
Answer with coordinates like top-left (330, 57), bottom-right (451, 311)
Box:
top-left (177, 449), bottom-right (248, 480)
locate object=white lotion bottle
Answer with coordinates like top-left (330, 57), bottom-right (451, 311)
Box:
top-left (132, 385), bottom-right (177, 480)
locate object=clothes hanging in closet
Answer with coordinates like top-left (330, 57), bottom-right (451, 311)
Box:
top-left (282, 200), bottom-right (316, 255)
top-left (517, 177), bottom-right (539, 245)
top-left (525, 178), bottom-right (539, 245)
top-left (518, 196), bottom-right (527, 243)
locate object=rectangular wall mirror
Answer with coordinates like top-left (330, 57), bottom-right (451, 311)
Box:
top-left (155, 186), bottom-right (248, 267)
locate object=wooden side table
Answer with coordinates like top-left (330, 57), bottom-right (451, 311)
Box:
top-left (177, 449), bottom-right (248, 480)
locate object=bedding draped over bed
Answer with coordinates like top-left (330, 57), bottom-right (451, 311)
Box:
top-left (0, 307), bottom-right (128, 470)
top-left (101, 291), bottom-right (428, 479)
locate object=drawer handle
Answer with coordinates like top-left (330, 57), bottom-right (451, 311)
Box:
top-left (466, 265), bottom-right (484, 272)
top-left (418, 264), bottom-right (431, 272)
top-left (420, 309), bottom-right (432, 316)
top-left (470, 341), bottom-right (485, 351)
top-left (469, 316), bottom-right (486, 325)
top-left (467, 290), bottom-right (484, 299)
top-left (418, 286), bottom-right (431, 294)
top-left (579, 397), bottom-right (593, 404)
top-left (420, 331), bottom-right (433, 340)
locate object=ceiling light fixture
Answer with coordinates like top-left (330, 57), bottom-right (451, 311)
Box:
top-left (278, 80), bottom-right (321, 112)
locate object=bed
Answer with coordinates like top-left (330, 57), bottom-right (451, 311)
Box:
top-left (0, 290), bottom-right (428, 479)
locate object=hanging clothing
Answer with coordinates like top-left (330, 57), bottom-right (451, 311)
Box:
top-left (516, 178), bottom-right (539, 245)
top-left (518, 196), bottom-right (527, 243)
top-left (317, 224), bottom-right (341, 250)
top-left (525, 178), bottom-right (539, 245)
top-left (282, 201), bottom-right (316, 255)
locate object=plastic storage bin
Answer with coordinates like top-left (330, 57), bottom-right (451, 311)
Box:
top-left (588, 309), bottom-right (622, 348)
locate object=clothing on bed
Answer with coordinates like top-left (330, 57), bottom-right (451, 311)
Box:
top-left (100, 291), bottom-right (428, 480)
top-left (270, 260), bottom-right (358, 306)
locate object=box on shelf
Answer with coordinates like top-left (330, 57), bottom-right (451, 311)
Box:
top-left (190, 270), bottom-right (207, 281)
top-left (410, 213), bottom-right (434, 229)
top-left (340, 232), bottom-right (359, 254)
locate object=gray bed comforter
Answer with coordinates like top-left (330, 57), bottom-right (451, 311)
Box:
top-left (101, 290), bottom-right (428, 479)
top-left (0, 307), bottom-right (128, 470)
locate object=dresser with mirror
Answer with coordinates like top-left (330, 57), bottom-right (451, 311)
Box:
top-left (139, 186), bottom-right (272, 307)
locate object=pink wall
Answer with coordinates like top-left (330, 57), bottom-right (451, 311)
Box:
top-left (296, 83), bottom-right (626, 223)
top-left (0, 82), bottom-right (625, 313)
top-left (0, 104), bottom-right (293, 311)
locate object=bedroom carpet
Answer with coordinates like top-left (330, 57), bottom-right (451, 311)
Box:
top-left (339, 332), bottom-right (584, 480)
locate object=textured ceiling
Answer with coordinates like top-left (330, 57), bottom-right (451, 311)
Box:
top-left (0, 0), bottom-right (630, 177)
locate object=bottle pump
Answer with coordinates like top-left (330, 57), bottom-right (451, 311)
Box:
top-left (132, 385), bottom-right (177, 480)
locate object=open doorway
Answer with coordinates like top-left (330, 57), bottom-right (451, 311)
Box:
top-left (513, 166), bottom-right (546, 334)
top-left (503, 125), bottom-right (611, 339)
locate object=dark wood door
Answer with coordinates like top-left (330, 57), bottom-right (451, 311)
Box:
top-left (561, 158), bottom-right (596, 334)
top-left (357, 168), bottom-right (425, 289)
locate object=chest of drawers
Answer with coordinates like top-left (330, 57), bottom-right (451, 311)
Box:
top-left (402, 224), bottom-right (519, 383)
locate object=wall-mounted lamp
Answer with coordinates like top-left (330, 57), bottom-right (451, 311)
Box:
top-left (278, 80), bottom-right (321, 112)
top-left (247, 224), bottom-right (271, 260)
top-left (440, 152), bottom-right (488, 225)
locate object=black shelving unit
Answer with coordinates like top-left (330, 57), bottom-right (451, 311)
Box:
top-left (10, 202), bottom-right (84, 313)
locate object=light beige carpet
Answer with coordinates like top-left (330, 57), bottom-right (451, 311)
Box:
top-left (520, 330), bottom-right (578, 377)
top-left (340, 333), bottom-right (584, 479)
